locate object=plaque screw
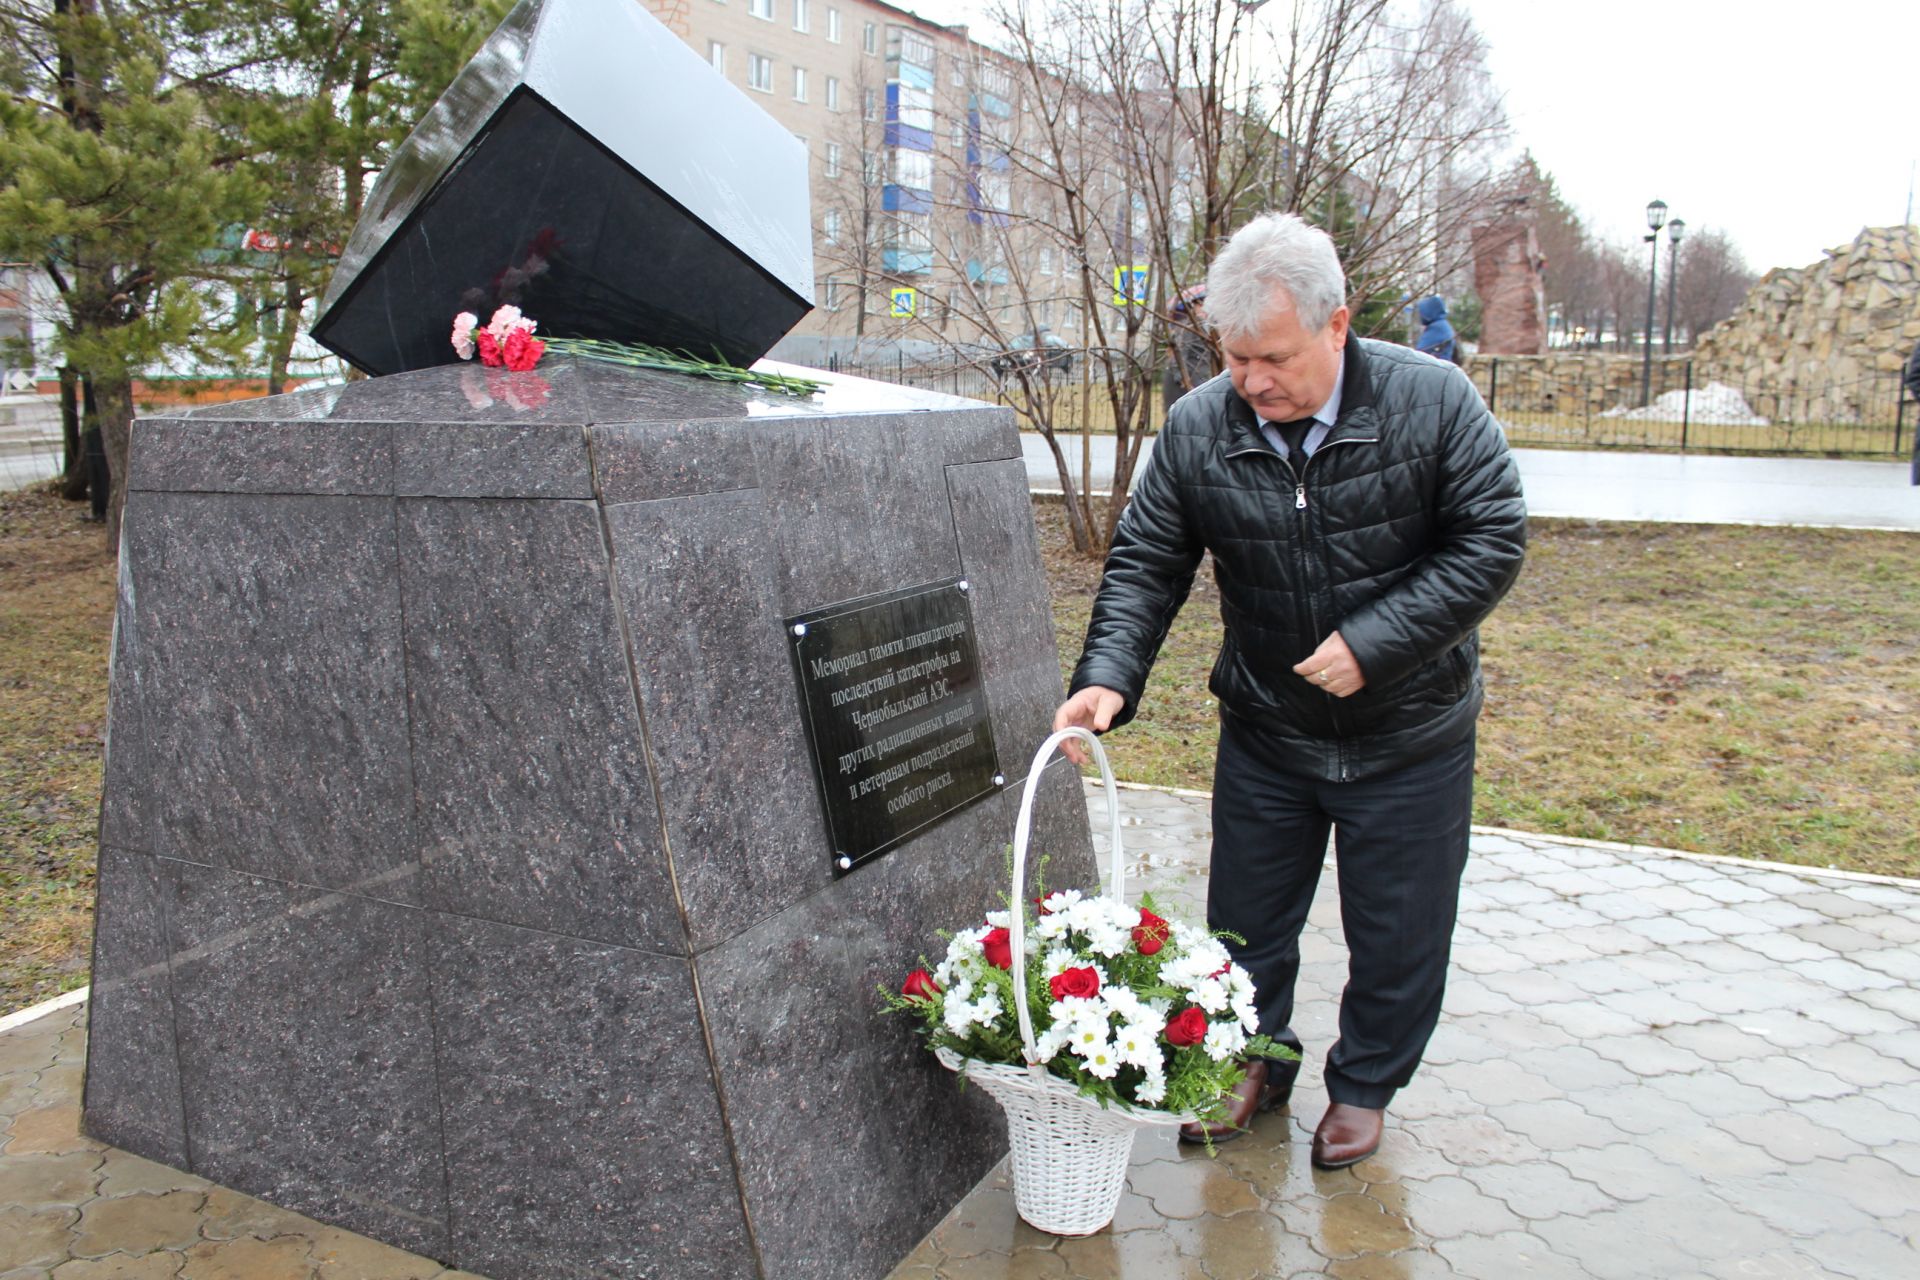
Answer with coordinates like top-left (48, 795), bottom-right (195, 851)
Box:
top-left (993, 774), bottom-right (1006, 786)
top-left (837, 855), bottom-right (853, 870)
top-left (957, 579), bottom-right (971, 593)
top-left (791, 623), bottom-right (807, 637)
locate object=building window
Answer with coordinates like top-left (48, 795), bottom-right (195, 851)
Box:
top-left (823, 210), bottom-right (841, 244)
top-left (792, 0), bottom-right (809, 32)
top-left (893, 82), bottom-right (932, 132)
top-left (708, 41), bottom-right (725, 74)
top-left (892, 148), bottom-right (932, 191)
top-left (824, 279), bottom-right (846, 311)
top-left (748, 53), bottom-right (773, 92)
top-left (824, 76), bottom-right (839, 111)
top-left (825, 141), bottom-right (841, 177)
top-left (862, 150), bottom-right (880, 187)
top-left (952, 57), bottom-right (965, 88)
top-left (793, 66), bottom-right (807, 101)
top-left (863, 88), bottom-right (877, 121)
top-left (827, 7), bottom-right (841, 42)
top-left (862, 21), bottom-right (877, 54)
top-left (892, 29), bottom-right (934, 68)
top-left (1039, 246), bottom-right (1053, 276)
top-left (749, 0), bottom-right (773, 20)
top-left (950, 120), bottom-right (964, 148)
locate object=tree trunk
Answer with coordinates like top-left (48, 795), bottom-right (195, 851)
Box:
top-left (58, 366), bottom-right (87, 500)
top-left (95, 373), bottom-right (134, 550)
top-left (266, 278), bottom-right (304, 396)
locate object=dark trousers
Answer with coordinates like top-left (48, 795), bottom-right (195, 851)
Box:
top-left (1208, 713), bottom-right (1476, 1109)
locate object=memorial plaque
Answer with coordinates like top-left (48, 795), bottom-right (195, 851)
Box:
top-left (789, 579), bottom-right (1002, 873)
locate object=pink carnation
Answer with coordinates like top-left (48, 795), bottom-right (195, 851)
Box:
top-left (486, 305), bottom-right (537, 345)
top-left (451, 311), bottom-right (479, 361)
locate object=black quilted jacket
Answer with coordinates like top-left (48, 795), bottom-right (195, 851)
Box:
top-left (1068, 337), bottom-right (1527, 782)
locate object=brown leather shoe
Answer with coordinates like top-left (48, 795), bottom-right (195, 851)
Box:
top-left (1311, 1103), bottom-right (1384, 1168)
top-left (1178, 1059), bottom-right (1292, 1145)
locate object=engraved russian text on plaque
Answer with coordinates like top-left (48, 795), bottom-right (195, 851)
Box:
top-left (788, 579), bottom-right (1002, 873)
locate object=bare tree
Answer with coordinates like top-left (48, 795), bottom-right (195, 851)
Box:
top-left (1670, 226), bottom-right (1756, 347)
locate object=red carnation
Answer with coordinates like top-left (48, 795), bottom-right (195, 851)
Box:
top-left (503, 326), bottom-right (546, 372)
top-left (475, 328), bottom-right (505, 368)
top-left (1133, 909), bottom-right (1171, 956)
top-left (1048, 966), bottom-right (1101, 1002)
top-left (1165, 1007), bottom-right (1209, 1047)
top-left (980, 926), bottom-right (1013, 970)
top-left (902, 968), bottom-right (941, 1002)
top-left (1034, 895), bottom-right (1053, 916)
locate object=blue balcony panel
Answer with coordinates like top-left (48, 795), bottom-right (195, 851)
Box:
top-left (883, 249), bottom-right (934, 275)
top-left (883, 122), bottom-right (934, 152)
top-left (883, 185), bottom-right (932, 214)
top-left (889, 61), bottom-right (935, 91)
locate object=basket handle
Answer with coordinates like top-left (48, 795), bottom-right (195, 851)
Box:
top-left (1008, 727), bottom-right (1125, 1066)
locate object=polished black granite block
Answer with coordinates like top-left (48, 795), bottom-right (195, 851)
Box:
top-left (164, 859), bottom-right (447, 1257)
top-left (81, 848), bottom-right (186, 1168)
top-left (310, 0), bottom-right (811, 376)
top-left (87, 359), bottom-right (1088, 1280)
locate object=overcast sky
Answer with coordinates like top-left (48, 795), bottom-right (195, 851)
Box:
top-left (905, 0), bottom-right (1917, 274)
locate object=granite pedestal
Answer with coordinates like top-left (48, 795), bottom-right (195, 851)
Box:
top-left (82, 359), bottom-right (1094, 1280)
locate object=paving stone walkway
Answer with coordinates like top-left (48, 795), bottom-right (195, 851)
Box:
top-left (4, 782), bottom-right (1919, 1278)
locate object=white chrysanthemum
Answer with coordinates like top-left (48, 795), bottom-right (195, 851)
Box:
top-left (1041, 889), bottom-right (1083, 916)
top-left (1102, 985), bottom-right (1147, 1023)
top-left (1063, 896), bottom-right (1108, 934)
top-left (947, 926), bottom-right (989, 960)
top-left (1202, 1021), bottom-right (1244, 1062)
top-left (942, 999), bottom-right (977, 1035)
top-left (1083, 1041), bottom-right (1121, 1079)
top-left (1188, 977), bottom-right (1230, 1014)
top-left (971, 990), bottom-right (1004, 1028)
top-left (1087, 925), bottom-right (1133, 958)
top-left (1065, 1014), bottom-right (1111, 1058)
top-left (984, 908), bottom-right (1012, 928)
top-left (1232, 997), bottom-right (1259, 1033)
top-left (1134, 1069), bottom-right (1168, 1105)
top-left (1227, 966), bottom-right (1255, 1000)
top-left (1033, 1022), bottom-right (1070, 1063)
top-left (1113, 1022), bottom-right (1161, 1070)
top-left (1101, 899), bottom-right (1142, 931)
top-left (1034, 912), bottom-right (1071, 942)
top-left (949, 978), bottom-right (975, 1005)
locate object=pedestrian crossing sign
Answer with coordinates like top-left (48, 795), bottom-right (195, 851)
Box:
top-left (1112, 265), bottom-right (1149, 306)
top-left (890, 288), bottom-right (917, 318)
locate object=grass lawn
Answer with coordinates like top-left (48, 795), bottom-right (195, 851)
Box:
top-left (0, 486), bottom-right (114, 1012)
top-left (2, 484), bottom-right (1917, 1014)
top-left (1039, 501), bottom-right (1920, 878)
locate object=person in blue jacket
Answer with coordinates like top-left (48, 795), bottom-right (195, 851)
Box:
top-left (1415, 296), bottom-right (1456, 363)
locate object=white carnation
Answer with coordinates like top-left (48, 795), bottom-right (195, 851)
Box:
top-left (1188, 977), bottom-right (1230, 1014)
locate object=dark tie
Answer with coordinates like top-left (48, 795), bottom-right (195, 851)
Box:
top-left (1278, 417), bottom-right (1316, 459)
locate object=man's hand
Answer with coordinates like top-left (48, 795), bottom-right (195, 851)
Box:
top-left (1052, 686), bottom-right (1125, 764)
top-left (1293, 631), bottom-right (1366, 698)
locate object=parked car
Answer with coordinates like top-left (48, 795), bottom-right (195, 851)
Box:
top-left (990, 329), bottom-right (1073, 378)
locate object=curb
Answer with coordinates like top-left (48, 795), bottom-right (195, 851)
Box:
top-left (0, 984), bottom-right (89, 1034)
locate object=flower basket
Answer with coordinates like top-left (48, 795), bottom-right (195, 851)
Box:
top-left (898, 727), bottom-right (1277, 1236)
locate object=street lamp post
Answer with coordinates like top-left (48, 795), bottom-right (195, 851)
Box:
top-left (1663, 217), bottom-right (1686, 354)
top-left (1641, 198), bottom-right (1667, 407)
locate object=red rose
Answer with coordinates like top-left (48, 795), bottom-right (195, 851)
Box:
top-left (475, 329), bottom-right (505, 368)
top-left (1034, 895), bottom-right (1053, 915)
top-left (1048, 966), bottom-right (1101, 1001)
top-left (981, 926), bottom-right (1012, 970)
top-left (902, 968), bottom-right (941, 1002)
top-left (1165, 1007), bottom-right (1209, 1047)
top-left (1133, 909), bottom-right (1170, 956)
top-left (503, 327), bottom-right (546, 372)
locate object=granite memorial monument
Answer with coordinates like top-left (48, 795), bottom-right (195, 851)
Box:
top-left (81, 2), bottom-right (1094, 1277)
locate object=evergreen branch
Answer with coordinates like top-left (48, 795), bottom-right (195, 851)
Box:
top-left (544, 337), bottom-right (824, 398)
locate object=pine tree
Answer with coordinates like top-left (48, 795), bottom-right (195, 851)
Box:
top-left (0, 1), bottom-right (262, 544)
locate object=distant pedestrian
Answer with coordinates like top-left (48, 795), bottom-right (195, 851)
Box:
top-left (1163, 285), bottom-right (1216, 415)
top-left (1905, 337), bottom-right (1920, 405)
top-left (1415, 296), bottom-right (1457, 363)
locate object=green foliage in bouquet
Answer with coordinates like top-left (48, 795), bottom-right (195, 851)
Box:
top-left (882, 887), bottom-right (1295, 1123)
top-left (543, 337), bottom-right (825, 397)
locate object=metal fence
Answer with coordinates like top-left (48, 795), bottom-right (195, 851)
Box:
top-left (1468, 357), bottom-right (1916, 460)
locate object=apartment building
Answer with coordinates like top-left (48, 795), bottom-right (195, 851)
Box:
top-left (639, 0), bottom-right (1031, 349)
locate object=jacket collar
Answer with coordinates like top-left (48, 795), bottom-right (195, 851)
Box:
top-left (1223, 337), bottom-right (1379, 456)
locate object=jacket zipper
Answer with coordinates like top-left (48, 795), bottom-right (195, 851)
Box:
top-left (1296, 438), bottom-right (1376, 781)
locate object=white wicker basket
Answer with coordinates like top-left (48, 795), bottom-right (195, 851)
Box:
top-left (937, 727), bottom-right (1193, 1237)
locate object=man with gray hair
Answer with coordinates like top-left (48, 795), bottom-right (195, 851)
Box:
top-left (1054, 212), bottom-right (1526, 1166)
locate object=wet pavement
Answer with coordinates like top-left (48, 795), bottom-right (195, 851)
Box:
top-left (1021, 434), bottom-right (1920, 531)
top-left (5, 782), bottom-right (1919, 1278)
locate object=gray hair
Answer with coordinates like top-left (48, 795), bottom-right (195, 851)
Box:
top-left (1204, 213), bottom-right (1348, 340)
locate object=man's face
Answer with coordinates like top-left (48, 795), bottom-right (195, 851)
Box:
top-left (1221, 295), bottom-right (1349, 423)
